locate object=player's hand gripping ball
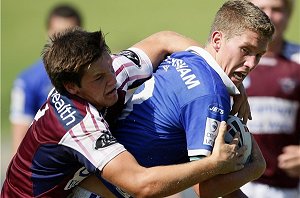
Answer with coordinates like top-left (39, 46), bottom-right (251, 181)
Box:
top-left (225, 115), bottom-right (252, 164)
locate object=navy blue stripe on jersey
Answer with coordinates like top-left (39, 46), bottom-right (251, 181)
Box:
top-left (31, 144), bottom-right (93, 196)
top-left (48, 90), bottom-right (85, 131)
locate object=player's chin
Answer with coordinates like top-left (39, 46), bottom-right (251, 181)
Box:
top-left (105, 92), bottom-right (118, 106)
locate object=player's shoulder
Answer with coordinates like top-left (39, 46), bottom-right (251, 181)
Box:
top-left (13, 65), bottom-right (50, 94)
top-left (112, 48), bottom-right (153, 91)
top-left (47, 89), bottom-right (89, 131)
top-left (112, 47), bottom-right (152, 69)
top-left (16, 59), bottom-right (47, 81)
top-left (171, 47), bottom-right (208, 65)
top-left (162, 47), bottom-right (226, 94)
top-left (166, 47), bottom-right (215, 77)
top-left (22, 59), bottom-right (44, 72)
top-left (282, 41), bottom-right (300, 64)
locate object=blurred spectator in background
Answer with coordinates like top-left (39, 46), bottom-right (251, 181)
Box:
top-left (241, 0), bottom-right (300, 197)
top-left (9, 4), bottom-right (83, 155)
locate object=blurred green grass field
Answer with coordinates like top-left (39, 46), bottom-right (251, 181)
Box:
top-left (1, 0), bottom-right (299, 140)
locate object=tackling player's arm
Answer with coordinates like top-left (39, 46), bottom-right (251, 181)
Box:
top-left (79, 122), bottom-right (245, 197)
top-left (193, 135), bottom-right (265, 198)
top-left (132, 31), bottom-right (201, 69)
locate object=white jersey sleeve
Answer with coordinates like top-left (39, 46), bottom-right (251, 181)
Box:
top-left (112, 47), bottom-right (153, 102)
top-left (58, 103), bottom-right (126, 172)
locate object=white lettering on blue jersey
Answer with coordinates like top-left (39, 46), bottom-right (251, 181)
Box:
top-left (169, 58), bottom-right (200, 89)
top-left (209, 105), bottom-right (224, 115)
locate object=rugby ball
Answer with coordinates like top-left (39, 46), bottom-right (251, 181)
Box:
top-left (225, 115), bottom-right (252, 164)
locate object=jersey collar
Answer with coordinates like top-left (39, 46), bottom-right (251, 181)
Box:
top-left (185, 46), bottom-right (240, 95)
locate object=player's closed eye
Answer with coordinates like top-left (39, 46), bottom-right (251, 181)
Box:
top-left (95, 75), bottom-right (104, 81)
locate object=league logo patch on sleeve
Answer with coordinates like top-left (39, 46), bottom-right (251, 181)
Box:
top-left (203, 118), bottom-right (220, 146)
top-left (94, 130), bottom-right (117, 149)
top-left (118, 50), bottom-right (141, 68)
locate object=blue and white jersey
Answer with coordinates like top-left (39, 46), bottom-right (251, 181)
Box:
top-left (113, 46), bottom-right (240, 167)
top-left (10, 59), bottom-right (53, 125)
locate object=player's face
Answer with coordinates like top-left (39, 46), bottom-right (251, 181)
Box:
top-left (215, 30), bottom-right (268, 86)
top-left (250, 0), bottom-right (289, 41)
top-left (76, 52), bottom-right (118, 110)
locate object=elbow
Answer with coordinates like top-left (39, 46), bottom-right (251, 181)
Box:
top-left (250, 138), bottom-right (267, 180)
top-left (133, 186), bottom-right (157, 198)
top-left (254, 156), bottom-right (266, 179)
top-left (247, 153), bottom-right (266, 180)
top-left (129, 175), bottom-right (164, 198)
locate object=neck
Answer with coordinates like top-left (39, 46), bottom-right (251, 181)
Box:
top-left (204, 44), bottom-right (216, 60)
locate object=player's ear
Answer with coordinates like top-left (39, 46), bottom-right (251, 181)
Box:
top-left (64, 82), bottom-right (79, 95)
top-left (211, 31), bottom-right (222, 52)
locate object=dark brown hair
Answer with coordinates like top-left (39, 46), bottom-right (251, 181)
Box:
top-left (42, 27), bottom-right (110, 94)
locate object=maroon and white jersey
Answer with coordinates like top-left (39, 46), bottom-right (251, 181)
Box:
top-left (1, 48), bottom-right (153, 198)
top-left (244, 53), bottom-right (300, 188)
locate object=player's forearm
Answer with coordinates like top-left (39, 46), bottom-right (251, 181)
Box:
top-left (101, 151), bottom-right (223, 198)
top-left (102, 122), bottom-right (244, 197)
top-left (131, 156), bottom-right (224, 198)
top-left (128, 122), bottom-right (244, 197)
top-left (132, 31), bottom-right (200, 69)
top-left (194, 165), bottom-right (258, 198)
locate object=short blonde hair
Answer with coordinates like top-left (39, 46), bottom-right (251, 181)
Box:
top-left (209, 0), bottom-right (274, 41)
